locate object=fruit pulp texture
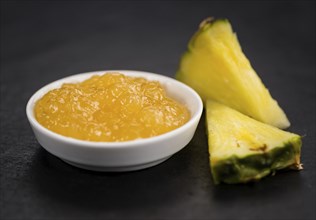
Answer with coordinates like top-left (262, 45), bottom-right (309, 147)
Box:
top-left (176, 19), bottom-right (290, 129)
top-left (206, 101), bottom-right (301, 184)
top-left (35, 73), bottom-right (190, 142)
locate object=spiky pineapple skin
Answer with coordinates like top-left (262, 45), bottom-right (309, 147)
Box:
top-left (211, 138), bottom-right (302, 184)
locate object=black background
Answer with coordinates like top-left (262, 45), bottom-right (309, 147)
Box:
top-left (1, 1), bottom-right (315, 220)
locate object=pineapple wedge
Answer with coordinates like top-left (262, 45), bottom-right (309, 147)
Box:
top-left (176, 18), bottom-right (290, 129)
top-left (206, 100), bottom-right (302, 184)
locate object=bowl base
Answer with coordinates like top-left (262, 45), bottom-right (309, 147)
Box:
top-left (62, 156), bottom-right (171, 172)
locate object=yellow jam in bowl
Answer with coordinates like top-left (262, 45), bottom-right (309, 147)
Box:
top-left (34, 73), bottom-right (190, 142)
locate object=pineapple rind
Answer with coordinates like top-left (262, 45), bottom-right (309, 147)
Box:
top-left (211, 137), bottom-right (302, 184)
top-left (206, 100), bottom-right (302, 184)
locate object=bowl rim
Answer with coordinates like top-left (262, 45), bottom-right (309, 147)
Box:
top-left (26, 70), bottom-right (203, 149)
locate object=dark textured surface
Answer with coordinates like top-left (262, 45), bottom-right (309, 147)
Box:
top-left (1, 1), bottom-right (315, 220)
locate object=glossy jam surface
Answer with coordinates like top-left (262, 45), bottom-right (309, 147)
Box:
top-left (35, 73), bottom-right (190, 142)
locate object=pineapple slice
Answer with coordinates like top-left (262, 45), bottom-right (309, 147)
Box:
top-left (176, 18), bottom-right (290, 129)
top-left (206, 100), bottom-right (302, 184)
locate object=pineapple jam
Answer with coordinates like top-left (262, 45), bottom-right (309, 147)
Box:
top-left (34, 73), bottom-right (190, 142)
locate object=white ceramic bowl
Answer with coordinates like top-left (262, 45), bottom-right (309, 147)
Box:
top-left (26, 70), bottom-right (203, 171)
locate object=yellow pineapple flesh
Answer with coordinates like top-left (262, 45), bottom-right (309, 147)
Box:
top-left (176, 18), bottom-right (290, 129)
top-left (206, 101), bottom-right (302, 184)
